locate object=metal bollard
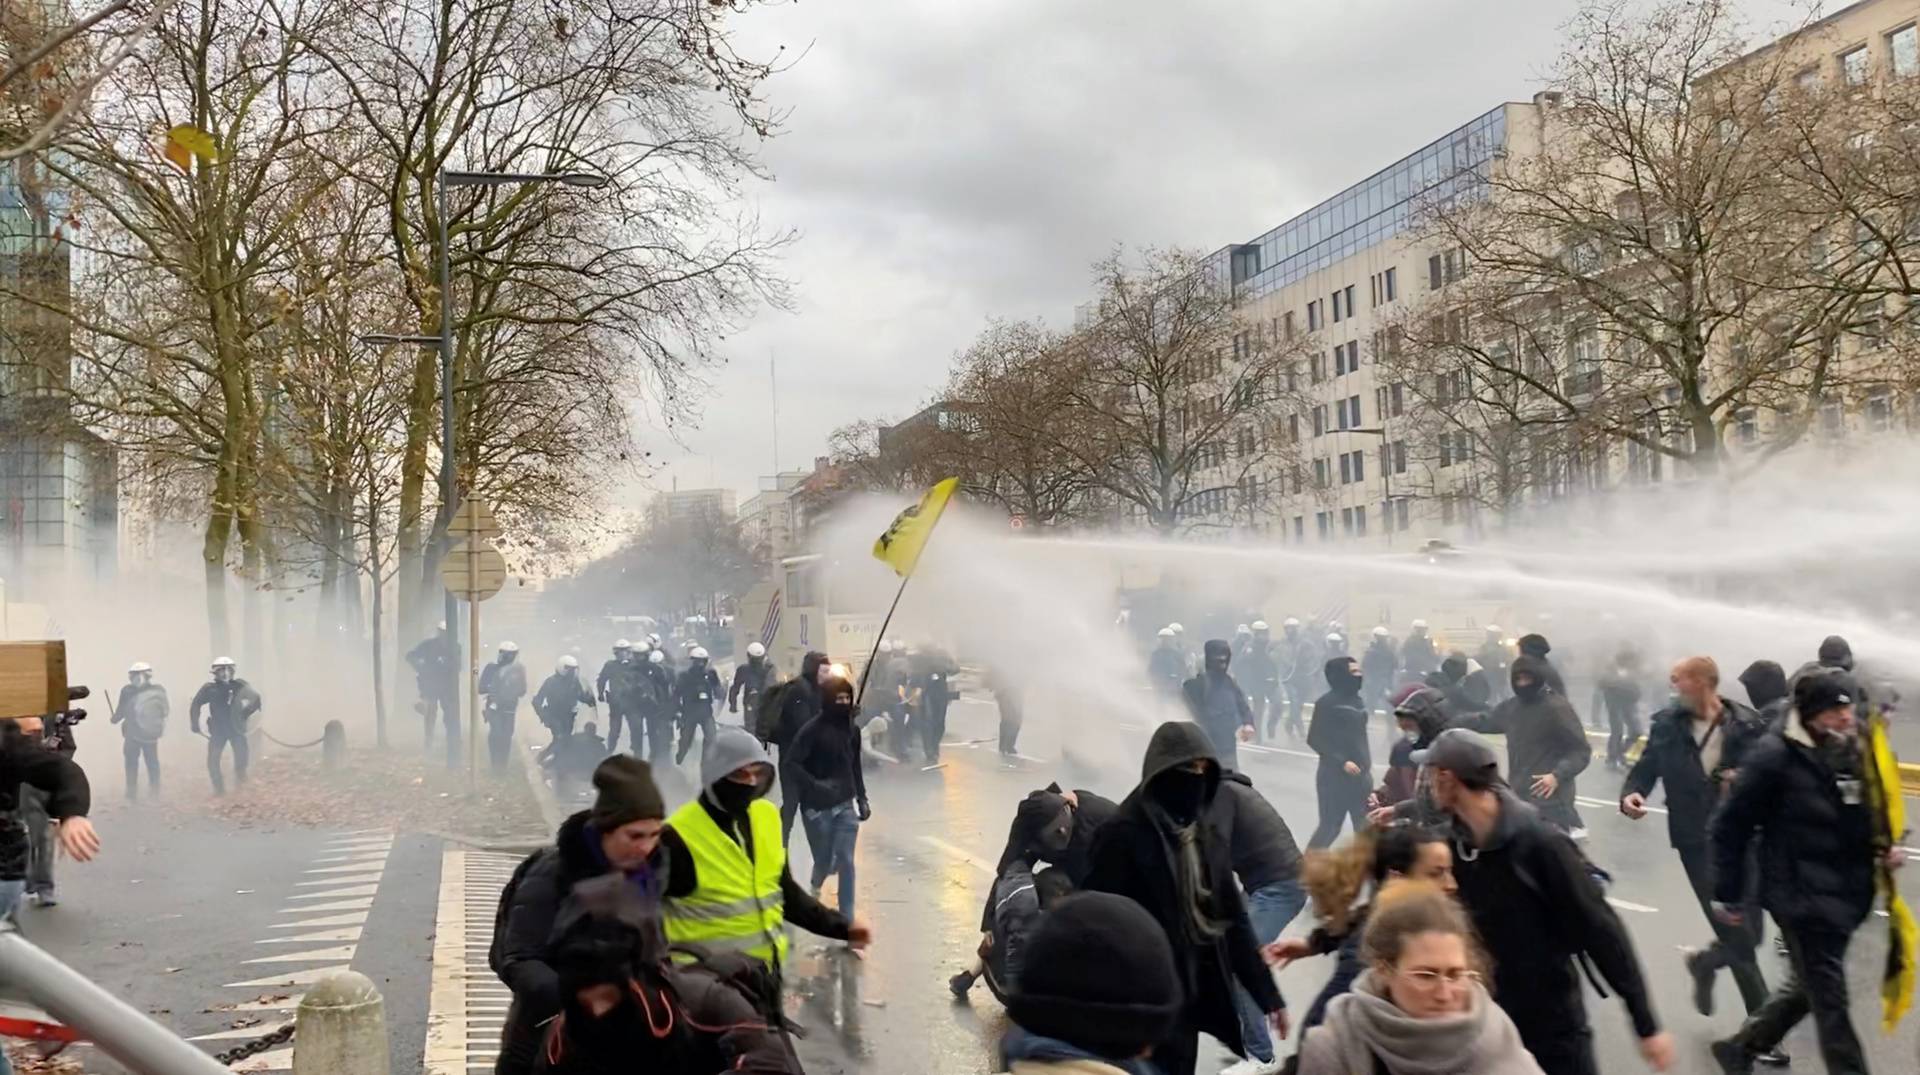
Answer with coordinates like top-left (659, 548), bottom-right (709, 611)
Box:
top-left (292, 970), bottom-right (389, 1075)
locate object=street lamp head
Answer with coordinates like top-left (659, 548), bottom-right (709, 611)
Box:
top-left (442, 168), bottom-right (608, 190)
top-left (556, 172), bottom-right (609, 189)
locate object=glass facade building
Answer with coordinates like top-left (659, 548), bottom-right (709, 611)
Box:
top-left (1223, 106), bottom-right (1508, 298)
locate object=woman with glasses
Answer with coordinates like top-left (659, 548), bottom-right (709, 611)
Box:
top-left (1295, 881), bottom-right (1543, 1075)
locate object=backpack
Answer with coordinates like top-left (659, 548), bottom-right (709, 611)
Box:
top-left (488, 846), bottom-right (554, 979)
top-left (754, 678), bottom-right (803, 744)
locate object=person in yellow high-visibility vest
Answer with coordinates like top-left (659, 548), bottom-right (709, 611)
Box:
top-left (661, 726), bottom-right (872, 976)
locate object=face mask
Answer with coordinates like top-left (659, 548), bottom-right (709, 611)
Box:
top-left (824, 698), bottom-right (854, 722)
top-left (1151, 769), bottom-right (1210, 825)
top-left (711, 777), bottom-right (760, 814)
top-left (1514, 679), bottom-right (1544, 701)
top-left (1037, 809), bottom-right (1074, 854)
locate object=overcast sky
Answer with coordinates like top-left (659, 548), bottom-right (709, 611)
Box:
top-left (634, 0), bottom-right (1809, 510)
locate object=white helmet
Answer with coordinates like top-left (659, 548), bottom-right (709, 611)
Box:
top-left (1326, 633), bottom-right (1344, 644)
top-left (747, 642), bottom-right (766, 658)
top-left (558, 655), bottom-right (579, 671)
top-left (690, 647), bottom-right (709, 661)
top-left (1168, 622), bottom-right (1185, 634)
top-left (1251, 620), bottom-right (1270, 632)
top-left (1157, 627), bottom-right (1176, 638)
top-left (1372, 626), bottom-right (1390, 638)
top-left (648, 650), bottom-right (665, 665)
top-left (613, 638), bottom-right (632, 651)
top-left (1283, 617), bottom-right (1301, 628)
top-left (498, 641), bottom-right (519, 653)
top-left (128, 661), bottom-right (153, 674)
top-left (1486, 624), bottom-right (1502, 634)
top-left (1411, 619), bottom-right (1429, 630)
top-left (211, 656), bottom-right (236, 669)
top-left (1235, 623), bottom-right (1251, 635)
top-left (647, 632), bottom-right (661, 646)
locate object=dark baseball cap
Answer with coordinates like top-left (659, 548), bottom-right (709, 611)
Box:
top-left (1410, 728), bottom-right (1503, 786)
top-left (1794, 669), bottom-right (1859, 718)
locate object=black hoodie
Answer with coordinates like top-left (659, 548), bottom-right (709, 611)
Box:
top-left (767, 652), bottom-right (828, 749)
top-left (1307, 658), bottom-right (1370, 773)
top-left (981, 785), bottom-right (1119, 932)
top-left (1738, 659), bottom-right (1790, 726)
top-left (1083, 723), bottom-right (1284, 1057)
top-left (1454, 655), bottom-right (1591, 828)
top-left (785, 676), bottom-right (867, 811)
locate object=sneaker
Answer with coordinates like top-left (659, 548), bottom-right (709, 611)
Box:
top-left (28, 890), bottom-right (56, 908)
top-left (947, 970), bottom-right (977, 998)
top-left (1568, 826), bottom-right (1589, 841)
top-left (1219, 1059), bottom-right (1280, 1075)
top-left (1710, 1039), bottom-right (1754, 1075)
top-left (1683, 946), bottom-right (1715, 1017)
top-left (1755, 1048), bottom-right (1790, 1067)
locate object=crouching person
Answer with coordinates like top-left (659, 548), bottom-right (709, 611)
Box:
top-left (535, 874), bottom-right (800, 1074)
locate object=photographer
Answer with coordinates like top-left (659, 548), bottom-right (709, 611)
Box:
top-left (1, 714), bottom-right (100, 914)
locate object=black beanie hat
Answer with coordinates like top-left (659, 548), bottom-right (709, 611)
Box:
top-left (589, 755), bottom-right (665, 829)
top-left (1518, 633), bottom-right (1551, 659)
top-left (1005, 892), bottom-right (1182, 1059)
top-left (1794, 668), bottom-right (1859, 720)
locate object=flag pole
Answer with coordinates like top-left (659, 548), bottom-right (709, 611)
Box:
top-left (853, 576), bottom-right (912, 711)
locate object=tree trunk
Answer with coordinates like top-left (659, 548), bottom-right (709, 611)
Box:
top-left (396, 347), bottom-right (437, 650)
top-left (367, 485), bottom-right (389, 749)
top-left (203, 486), bottom-right (234, 657)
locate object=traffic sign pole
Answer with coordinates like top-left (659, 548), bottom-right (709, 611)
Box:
top-left (440, 498), bottom-right (509, 789)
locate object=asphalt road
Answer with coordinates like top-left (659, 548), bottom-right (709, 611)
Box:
top-left (19, 695), bottom-right (1920, 1075)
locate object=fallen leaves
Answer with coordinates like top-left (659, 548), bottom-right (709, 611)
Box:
top-left (199, 748), bottom-right (545, 842)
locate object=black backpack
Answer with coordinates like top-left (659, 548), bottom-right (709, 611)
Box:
top-left (754, 678), bottom-right (802, 744)
top-left (488, 846), bottom-right (553, 978)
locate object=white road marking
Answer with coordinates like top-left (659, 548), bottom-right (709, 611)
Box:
top-left (231, 1049), bottom-right (295, 1072)
top-left (918, 836), bottom-right (996, 877)
top-left (224, 964), bottom-right (354, 988)
top-left (288, 884), bottom-right (378, 900)
top-left (268, 911), bottom-right (368, 929)
top-left (278, 896), bottom-right (374, 913)
top-left (295, 872), bottom-right (385, 886)
top-left (256, 927), bottom-right (362, 944)
top-left (1606, 898), bottom-right (1660, 914)
top-left (305, 860), bottom-right (391, 874)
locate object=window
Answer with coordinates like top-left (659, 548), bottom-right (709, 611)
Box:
top-left (1374, 386), bottom-right (1388, 416)
top-left (1293, 516), bottom-right (1305, 541)
top-left (1313, 457), bottom-right (1330, 487)
top-left (1736, 408), bottom-right (1759, 444)
top-left (1341, 507), bottom-right (1355, 536)
top-left (1867, 389), bottom-right (1894, 431)
top-left (1384, 266), bottom-right (1396, 302)
top-left (1339, 453), bottom-right (1352, 484)
top-left (1392, 440), bottom-right (1408, 474)
top-left (1840, 45), bottom-right (1869, 87)
top-left (1893, 25), bottom-right (1919, 78)
top-left (1310, 352), bottom-right (1326, 382)
top-left (1287, 413), bottom-right (1301, 444)
top-left (1797, 67), bottom-right (1820, 94)
top-left (1334, 341), bottom-right (1359, 375)
top-left (1331, 289), bottom-right (1344, 323)
top-left (1313, 405), bottom-right (1327, 437)
top-left (1428, 249), bottom-right (1464, 289)
top-left (1316, 512), bottom-right (1332, 540)
top-left (1390, 382), bottom-right (1405, 417)
top-left (1343, 284), bottom-right (1355, 317)
top-left (1821, 400), bottom-right (1845, 438)
top-left (1283, 311), bottom-right (1297, 340)
top-left (1348, 395), bottom-right (1363, 427)
top-left (1396, 499), bottom-right (1410, 531)
top-left (1439, 435), bottom-right (1453, 468)
top-left (1351, 449), bottom-right (1365, 484)
top-left (1429, 253), bottom-right (1443, 290)
top-left (1308, 300), bottom-right (1323, 331)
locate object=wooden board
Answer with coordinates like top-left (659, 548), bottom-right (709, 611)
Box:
top-left (0, 641), bottom-right (67, 719)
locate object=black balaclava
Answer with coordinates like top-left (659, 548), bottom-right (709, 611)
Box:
top-left (1203, 639), bottom-right (1232, 676)
top-left (1511, 655), bottom-right (1548, 702)
top-left (1324, 657), bottom-right (1362, 696)
top-left (710, 775), bottom-right (762, 816)
top-left (820, 676), bottom-right (856, 723)
top-left (1148, 767), bottom-right (1212, 826)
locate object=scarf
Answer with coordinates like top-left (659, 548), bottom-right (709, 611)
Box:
top-left (1144, 802), bottom-right (1230, 944)
top-left (1323, 970), bottom-right (1540, 1075)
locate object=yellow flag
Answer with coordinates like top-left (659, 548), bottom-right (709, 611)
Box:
top-left (873, 477), bottom-right (959, 578)
top-left (163, 124), bottom-right (219, 173)
top-left (1867, 712), bottom-right (1915, 1030)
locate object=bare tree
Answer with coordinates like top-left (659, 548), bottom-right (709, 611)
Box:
top-left (941, 319), bottom-right (1102, 528)
top-left (1386, 0), bottom-right (1881, 504)
top-left (1, 0), bottom-right (177, 161)
top-left (1054, 246), bottom-right (1307, 533)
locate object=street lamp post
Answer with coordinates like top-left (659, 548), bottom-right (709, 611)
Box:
top-left (1352, 425), bottom-right (1394, 546)
top-left (361, 166), bottom-right (606, 745)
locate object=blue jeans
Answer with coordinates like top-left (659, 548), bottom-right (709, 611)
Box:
top-left (1231, 878), bottom-right (1309, 1064)
top-left (801, 802), bottom-right (860, 919)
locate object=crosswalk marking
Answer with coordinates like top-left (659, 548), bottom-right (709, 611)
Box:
top-left (426, 848), bottom-right (523, 1075)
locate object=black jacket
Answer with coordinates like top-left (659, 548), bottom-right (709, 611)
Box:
top-left (595, 658), bottom-right (647, 708)
top-left (0, 727), bottom-right (92, 882)
top-left (480, 659), bottom-right (529, 711)
top-left (1147, 646), bottom-right (1186, 690)
top-left (1240, 640), bottom-right (1279, 690)
top-left (1450, 790), bottom-right (1659, 1047)
top-left (189, 679), bottom-right (261, 733)
top-left (1214, 772), bottom-right (1302, 892)
top-left (406, 634), bottom-right (459, 694)
top-left (674, 665), bottom-right (723, 720)
top-left (1182, 670), bottom-right (1254, 762)
top-left (533, 673), bottom-right (595, 728)
top-left (981, 785), bottom-right (1118, 932)
top-left (1400, 633), bottom-right (1439, 678)
top-left (1083, 723), bottom-right (1284, 1058)
top-left (1306, 686), bottom-right (1370, 772)
top-left (1711, 709), bottom-right (1881, 932)
top-left (1621, 698), bottom-right (1764, 849)
top-left (784, 709), bottom-right (868, 811)
top-left (493, 812), bottom-right (664, 1074)
top-left (531, 956), bottom-right (800, 1074)
top-left (729, 659), bottom-right (775, 710)
top-left (1455, 676), bottom-right (1590, 828)
top-left (660, 793), bottom-right (849, 941)
top-left (769, 655), bottom-right (827, 751)
top-left (1360, 640), bottom-right (1398, 688)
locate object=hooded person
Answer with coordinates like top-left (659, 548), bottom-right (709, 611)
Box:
top-left (998, 892), bottom-right (1185, 1075)
top-left (1451, 655), bottom-right (1592, 835)
top-left (1180, 639), bottom-right (1256, 770)
top-left (1516, 633), bottom-right (1568, 696)
top-left (1737, 660), bottom-right (1790, 727)
top-left (1816, 635), bottom-right (1855, 672)
top-left (491, 756), bottom-right (668, 1075)
top-left (1360, 628), bottom-right (1399, 711)
top-left (1216, 769), bottom-right (1308, 1072)
top-left (764, 651), bottom-right (829, 847)
top-left (1305, 656), bottom-right (1371, 849)
top-left (785, 675), bottom-right (870, 918)
top-left (1082, 722), bottom-right (1287, 1075)
top-left (532, 874), bottom-right (800, 1075)
top-left (1373, 685), bottom-right (1451, 826)
top-left (660, 727), bottom-right (869, 984)
top-left (1426, 654), bottom-right (1490, 718)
